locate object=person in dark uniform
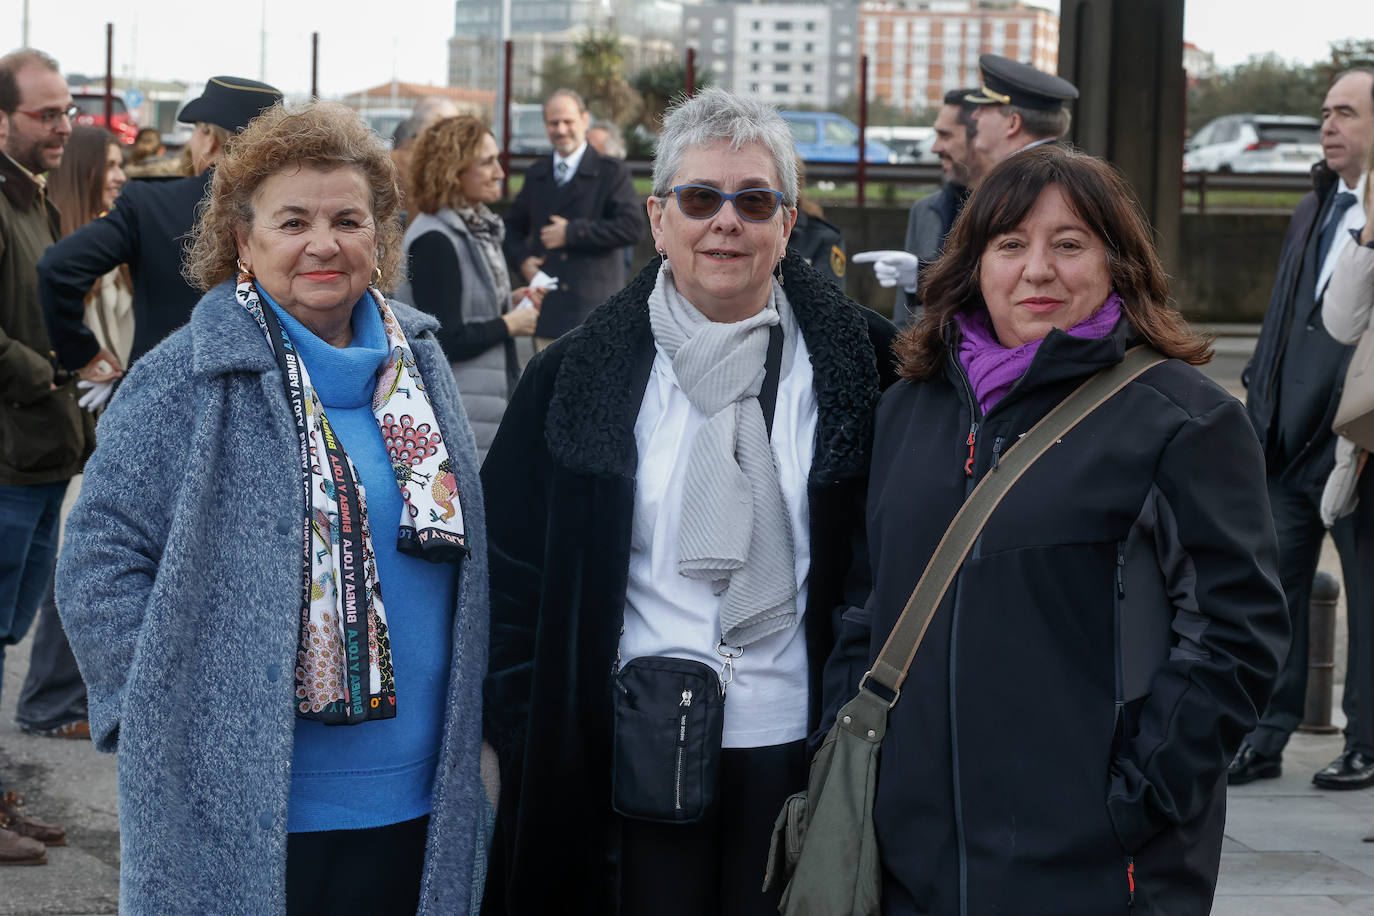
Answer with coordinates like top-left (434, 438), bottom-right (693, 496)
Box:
top-left (788, 158), bottom-right (846, 289)
top-left (856, 57), bottom-right (1077, 322)
top-left (37, 75), bottom-right (282, 378)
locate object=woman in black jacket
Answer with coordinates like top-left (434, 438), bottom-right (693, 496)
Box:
top-left (481, 88), bottom-right (896, 915)
top-left (823, 146), bottom-right (1289, 915)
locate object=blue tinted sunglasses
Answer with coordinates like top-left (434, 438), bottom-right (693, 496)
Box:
top-left (668, 185), bottom-right (785, 222)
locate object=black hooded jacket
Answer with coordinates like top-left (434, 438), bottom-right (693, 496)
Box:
top-left (822, 319), bottom-right (1289, 915)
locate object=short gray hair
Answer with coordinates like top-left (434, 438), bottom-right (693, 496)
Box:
top-left (653, 88), bottom-right (798, 209)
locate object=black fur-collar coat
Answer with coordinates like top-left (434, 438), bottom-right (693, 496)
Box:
top-left (480, 253), bottom-right (897, 913)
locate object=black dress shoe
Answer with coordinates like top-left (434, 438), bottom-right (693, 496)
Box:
top-left (1227, 743), bottom-right (1282, 785)
top-left (1312, 750), bottom-right (1374, 790)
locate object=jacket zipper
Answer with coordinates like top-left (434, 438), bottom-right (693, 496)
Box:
top-left (950, 355), bottom-right (981, 916)
top-left (1126, 855), bottom-right (1136, 907)
top-left (990, 435), bottom-right (1005, 471)
top-left (675, 688), bottom-right (693, 813)
top-left (1114, 541), bottom-right (1126, 712)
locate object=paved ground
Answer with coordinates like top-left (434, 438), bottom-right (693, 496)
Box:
top-left (4, 325), bottom-right (1372, 914)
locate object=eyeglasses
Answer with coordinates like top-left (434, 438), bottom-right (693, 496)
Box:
top-left (667, 185), bottom-right (785, 222)
top-left (15, 104), bottom-right (79, 128)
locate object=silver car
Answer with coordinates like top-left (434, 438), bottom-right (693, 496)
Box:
top-left (1184, 114), bottom-right (1323, 174)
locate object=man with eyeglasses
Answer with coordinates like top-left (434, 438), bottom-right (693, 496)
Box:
top-left (0, 47), bottom-right (87, 867)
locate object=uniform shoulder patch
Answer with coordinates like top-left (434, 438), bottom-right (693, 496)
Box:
top-left (830, 245), bottom-right (846, 278)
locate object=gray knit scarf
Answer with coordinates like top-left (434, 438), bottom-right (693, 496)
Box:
top-left (456, 204), bottom-right (512, 308)
top-left (647, 260), bottom-right (799, 647)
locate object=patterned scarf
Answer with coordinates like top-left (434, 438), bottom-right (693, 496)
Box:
top-left (456, 205), bottom-right (512, 310)
top-left (237, 273), bottom-right (467, 725)
top-left (647, 261), bottom-right (799, 648)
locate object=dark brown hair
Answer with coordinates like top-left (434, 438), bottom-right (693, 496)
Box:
top-left (896, 145), bottom-right (1211, 380)
top-left (47, 125), bottom-right (119, 237)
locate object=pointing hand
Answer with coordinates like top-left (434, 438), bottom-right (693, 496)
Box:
top-left (853, 250), bottom-right (920, 293)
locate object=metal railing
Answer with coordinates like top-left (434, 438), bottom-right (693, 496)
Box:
top-left (1183, 171), bottom-right (1313, 214)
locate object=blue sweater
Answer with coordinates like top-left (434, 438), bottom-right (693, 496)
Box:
top-left (265, 292), bottom-right (458, 833)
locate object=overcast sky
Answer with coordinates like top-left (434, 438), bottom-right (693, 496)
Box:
top-left (0, 0), bottom-right (1365, 99)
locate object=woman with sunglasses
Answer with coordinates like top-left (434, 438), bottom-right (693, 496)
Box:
top-left (480, 87), bottom-right (897, 915)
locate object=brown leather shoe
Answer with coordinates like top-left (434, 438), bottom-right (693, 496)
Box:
top-left (0, 792), bottom-right (66, 847)
top-left (19, 719), bottom-right (90, 740)
top-left (0, 825), bottom-right (47, 865)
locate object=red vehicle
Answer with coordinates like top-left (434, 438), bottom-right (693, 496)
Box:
top-left (71, 91), bottom-right (139, 144)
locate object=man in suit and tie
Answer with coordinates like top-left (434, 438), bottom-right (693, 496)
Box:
top-left (504, 88), bottom-right (644, 346)
top-left (1233, 68), bottom-right (1374, 788)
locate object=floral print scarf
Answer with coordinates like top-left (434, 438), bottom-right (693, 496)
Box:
top-left (237, 272), bottom-right (468, 725)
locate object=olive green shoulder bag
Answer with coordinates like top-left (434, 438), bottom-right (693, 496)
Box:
top-left (764, 345), bottom-right (1166, 916)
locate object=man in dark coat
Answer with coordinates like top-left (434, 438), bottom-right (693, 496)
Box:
top-left (480, 253), bottom-right (897, 913)
top-left (502, 88), bottom-right (645, 344)
top-left (37, 75), bottom-right (282, 374)
top-left (787, 206), bottom-right (846, 288)
top-left (0, 47), bottom-right (89, 865)
top-left (1233, 68), bottom-right (1374, 788)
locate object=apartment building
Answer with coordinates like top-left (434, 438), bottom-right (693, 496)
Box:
top-left (684, 2), bottom-right (861, 109)
top-left (859, 1), bottom-right (1058, 113)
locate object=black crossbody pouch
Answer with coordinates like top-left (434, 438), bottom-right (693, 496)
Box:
top-left (610, 324), bottom-right (784, 824)
top-left (612, 656), bottom-right (725, 823)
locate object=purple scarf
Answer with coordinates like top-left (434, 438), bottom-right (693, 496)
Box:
top-left (954, 293), bottom-right (1124, 414)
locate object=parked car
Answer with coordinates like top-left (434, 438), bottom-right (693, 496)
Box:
top-left (782, 110), bottom-right (891, 163)
top-left (1183, 114), bottom-right (1322, 174)
top-left (865, 125), bottom-right (936, 164)
top-left (72, 90), bottom-right (139, 144)
top-left (498, 103), bottom-right (552, 156)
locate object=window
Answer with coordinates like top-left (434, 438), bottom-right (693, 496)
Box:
top-left (776, 21), bottom-right (793, 31)
top-left (802, 62), bottom-right (813, 73)
top-left (775, 62), bottom-right (791, 72)
top-left (805, 21), bottom-right (816, 31)
top-left (686, 17), bottom-right (699, 31)
top-left (837, 41), bottom-right (851, 54)
top-left (712, 38), bottom-right (727, 53)
top-left (752, 20), bottom-right (761, 31)
top-left (713, 59), bottom-right (726, 73)
top-left (751, 62), bottom-right (760, 72)
top-left (713, 17), bottom-right (727, 33)
top-left (774, 82), bottom-right (790, 93)
top-left (824, 120), bottom-right (857, 145)
top-left (775, 41), bottom-right (791, 51)
top-left (787, 119), bottom-right (819, 143)
top-left (836, 62), bottom-right (851, 76)
top-left (804, 42), bottom-right (814, 52)
top-left (752, 41), bottom-right (761, 51)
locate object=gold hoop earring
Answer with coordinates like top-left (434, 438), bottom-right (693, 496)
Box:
top-left (236, 258), bottom-right (252, 277)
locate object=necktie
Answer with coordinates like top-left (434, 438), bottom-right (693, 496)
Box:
top-left (555, 160), bottom-right (569, 186)
top-left (1318, 192), bottom-right (1358, 262)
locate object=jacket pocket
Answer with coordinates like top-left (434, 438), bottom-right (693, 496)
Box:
top-left (1, 386), bottom-right (85, 472)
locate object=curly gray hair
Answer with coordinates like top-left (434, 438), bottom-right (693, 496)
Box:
top-left (652, 88), bottom-right (799, 209)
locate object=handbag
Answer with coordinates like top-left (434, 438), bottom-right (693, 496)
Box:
top-left (611, 655), bottom-right (726, 823)
top-left (763, 345), bottom-right (1167, 916)
top-left (1333, 325), bottom-right (1374, 452)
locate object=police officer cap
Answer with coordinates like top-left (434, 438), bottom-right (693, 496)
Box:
top-left (965, 55), bottom-right (1078, 111)
top-left (178, 76), bottom-right (284, 133)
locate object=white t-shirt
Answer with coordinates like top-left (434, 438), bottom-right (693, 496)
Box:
top-left (620, 331), bottom-right (818, 748)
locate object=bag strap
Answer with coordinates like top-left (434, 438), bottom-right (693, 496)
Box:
top-left (860, 344), bottom-right (1167, 707)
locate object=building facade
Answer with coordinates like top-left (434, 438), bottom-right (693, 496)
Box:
top-left (859, 1), bottom-right (1058, 113)
top-left (684, 2), bottom-right (860, 109)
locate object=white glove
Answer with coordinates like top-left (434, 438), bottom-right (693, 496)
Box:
top-left (852, 250), bottom-right (920, 293)
top-left (76, 379), bottom-right (115, 412)
top-left (516, 270), bottom-right (560, 310)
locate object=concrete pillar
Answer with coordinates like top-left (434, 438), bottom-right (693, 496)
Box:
top-left (1058, 0), bottom-right (1185, 276)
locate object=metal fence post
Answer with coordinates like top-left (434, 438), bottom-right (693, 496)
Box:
top-left (1299, 571), bottom-right (1341, 734)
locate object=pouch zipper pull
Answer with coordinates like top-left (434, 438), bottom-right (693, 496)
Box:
top-left (1126, 856), bottom-right (1136, 906)
top-left (680, 688), bottom-right (693, 708)
top-left (964, 421), bottom-right (979, 477)
top-left (675, 689), bottom-right (693, 812)
top-left (990, 435), bottom-right (1005, 471)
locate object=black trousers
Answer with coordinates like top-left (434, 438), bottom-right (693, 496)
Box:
top-left (619, 739), bottom-right (807, 916)
top-left (286, 814), bottom-right (429, 916)
top-left (1250, 475), bottom-right (1362, 756)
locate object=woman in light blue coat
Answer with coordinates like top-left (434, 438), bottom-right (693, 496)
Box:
top-left (56, 102), bottom-right (490, 914)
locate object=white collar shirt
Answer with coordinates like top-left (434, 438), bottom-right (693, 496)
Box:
top-left (1318, 173), bottom-right (1368, 300)
top-left (553, 142), bottom-right (589, 184)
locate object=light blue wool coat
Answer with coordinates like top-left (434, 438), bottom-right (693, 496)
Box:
top-left (55, 280), bottom-right (490, 915)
